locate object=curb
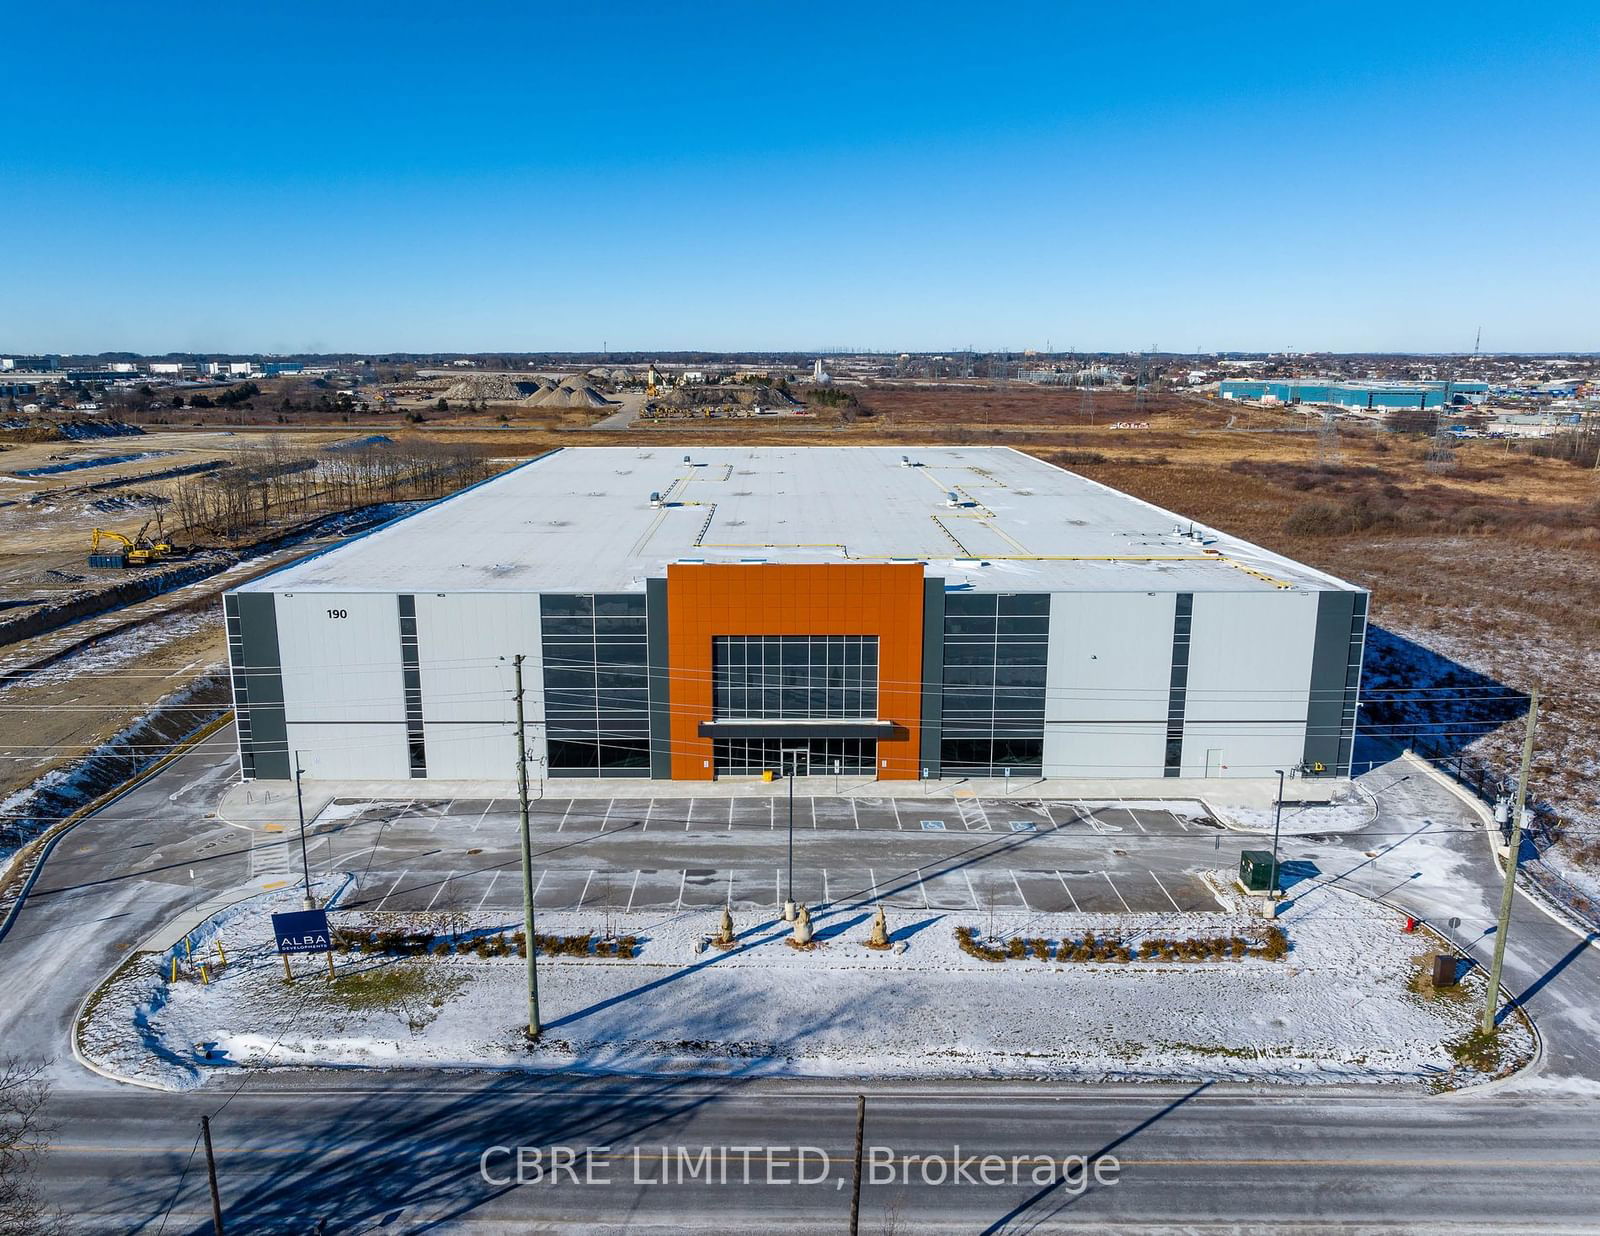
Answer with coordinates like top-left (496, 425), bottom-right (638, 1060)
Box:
top-left (0, 712), bottom-right (234, 945)
top-left (71, 871), bottom-right (356, 1092)
top-left (1403, 752), bottom-right (1600, 949)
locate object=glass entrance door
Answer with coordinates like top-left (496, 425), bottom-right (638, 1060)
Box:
top-left (712, 738), bottom-right (876, 776)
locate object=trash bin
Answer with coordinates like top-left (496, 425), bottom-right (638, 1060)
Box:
top-left (1431, 954), bottom-right (1459, 988)
top-left (761, 769), bottom-right (774, 783)
top-left (1238, 850), bottom-right (1278, 893)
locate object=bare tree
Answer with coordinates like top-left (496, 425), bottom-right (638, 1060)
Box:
top-left (0, 1056), bottom-right (66, 1235)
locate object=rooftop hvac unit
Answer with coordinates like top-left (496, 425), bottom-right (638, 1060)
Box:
top-left (946, 492), bottom-right (960, 507)
top-left (649, 491), bottom-right (662, 508)
top-left (683, 454), bottom-right (692, 464)
top-left (901, 455), bottom-right (910, 466)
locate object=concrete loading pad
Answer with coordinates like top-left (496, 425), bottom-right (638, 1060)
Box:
top-left (306, 795), bottom-right (1233, 917)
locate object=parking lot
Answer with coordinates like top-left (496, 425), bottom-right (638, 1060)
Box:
top-left (276, 793), bottom-right (1237, 918)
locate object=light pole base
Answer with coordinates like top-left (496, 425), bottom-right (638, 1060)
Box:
top-left (302, 895), bottom-right (319, 911)
top-left (782, 900), bottom-right (797, 923)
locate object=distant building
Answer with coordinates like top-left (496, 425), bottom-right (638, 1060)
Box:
top-left (0, 358), bottom-right (14, 371)
top-left (1218, 379), bottom-right (1489, 410)
top-left (198, 361), bottom-right (222, 377)
top-left (2, 382), bottom-right (37, 399)
top-left (263, 362), bottom-right (304, 377)
top-left (148, 363), bottom-right (185, 376)
top-left (226, 362), bottom-right (254, 377)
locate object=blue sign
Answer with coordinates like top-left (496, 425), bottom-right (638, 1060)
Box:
top-left (272, 909), bottom-right (331, 954)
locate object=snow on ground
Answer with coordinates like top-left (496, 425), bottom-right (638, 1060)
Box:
top-left (79, 871), bottom-right (1529, 1092)
top-left (1209, 794), bottom-right (1374, 836)
top-left (0, 608), bottom-right (217, 693)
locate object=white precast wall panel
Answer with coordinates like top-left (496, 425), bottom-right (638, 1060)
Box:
top-left (1044, 592), bottom-right (1175, 778)
top-left (274, 591), bottom-right (409, 777)
top-left (413, 593), bottom-right (547, 780)
top-left (285, 722), bottom-right (410, 779)
top-left (1181, 591), bottom-right (1317, 778)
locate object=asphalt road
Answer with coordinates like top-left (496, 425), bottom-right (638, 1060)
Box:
top-left (3, 725), bottom-right (1599, 1233)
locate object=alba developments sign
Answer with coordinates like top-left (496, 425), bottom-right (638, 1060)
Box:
top-left (271, 908), bottom-right (332, 954)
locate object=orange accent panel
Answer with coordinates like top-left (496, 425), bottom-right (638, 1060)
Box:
top-left (666, 563), bottom-right (925, 780)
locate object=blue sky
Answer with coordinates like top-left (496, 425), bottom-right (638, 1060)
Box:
top-left (4, 2), bottom-right (1597, 354)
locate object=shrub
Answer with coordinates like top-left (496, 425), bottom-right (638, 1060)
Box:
top-left (1007, 938), bottom-right (1026, 960)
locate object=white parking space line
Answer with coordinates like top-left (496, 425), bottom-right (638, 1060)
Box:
top-left (626, 870), bottom-right (640, 912)
top-left (918, 872), bottom-right (930, 909)
top-left (1129, 809), bottom-right (1149, 834)
top-left (531, 869), bottom-right (547, 907)
top-left (685, 798), bottom-right (695, 830)
top-left (891, 799), bottom-right (903, 830)
top-left (868, 867), bottom-right (879, 901)
top-left (1149, 869), bottom-right (1183, 911)
top-left (851, 800), bottom-right (860, 830)
top-left (557, 800), bottom-right (573, 832)
top-left (676, 869), bottom-right (687, 910)
top-left (476, 870), bottom-right (500, 910)
top-left (769, 800), bottom-right (776, 830)
top-left (642, 799), bottom-right (655, 831)
top-left (1103, 871), bottom-right (1133, 912)
top-left (600, 798), bottom-right (615, 832)
top-left (578, 869), bottom-right (594, 908)
top-left (822, 868), bottom-right (831, 904)
top-left (1054, 870), bottom-right (1080, 912)
top-left (774, 869), bottom-right (781, 907)
top-left (810, 798), bottom-right (819, 830)
top-left (375, 869), bottom-right (408, 911)
top-left (962, 870), bottom-right (980, 909)
top-left (474, 801), bottom-right (493, 832)
top-left (1010, 870), bottom-right (1030, 910)
top-left (426, 872), bottom-right (453, 911)
top-left (1166, 809), bottom-right (1191, 833)
top-left (726, 870), bottom-right (734, 906)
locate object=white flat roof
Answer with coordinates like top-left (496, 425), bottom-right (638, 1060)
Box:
top-left (241, 446), bottom-right (1362, 596)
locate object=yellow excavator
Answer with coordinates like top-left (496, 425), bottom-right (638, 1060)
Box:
top-left (88, 521), bottom-right (175, 568)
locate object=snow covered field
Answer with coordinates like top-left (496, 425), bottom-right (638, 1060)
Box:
top-left (79, 872), bottom-right (1530, 1092)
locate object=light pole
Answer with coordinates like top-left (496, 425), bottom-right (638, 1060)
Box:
top-left (293, 751), bottom-right (315, 910)
top-left (1483, 686), bottom-right (1539, 1035)
top-left (782, 755), bottom-right (797, 922)
top-left (1269, 768), bottom-right (1286, 912)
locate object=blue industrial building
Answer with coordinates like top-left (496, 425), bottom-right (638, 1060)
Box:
top-left (1219, 379), bottom-right (1488, 410)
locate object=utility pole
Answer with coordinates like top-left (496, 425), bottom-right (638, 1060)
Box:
top-left (1483, 686), bottom-right (1539, 1035)
top-left (513, 655), bottom-right (542, 1041)
top-left (293, 752), bottom-right (315, 910)
top-left (849, 1094), bottom-right (866, 1236)
top-left (201, 1115), bottom-right (225, 1236)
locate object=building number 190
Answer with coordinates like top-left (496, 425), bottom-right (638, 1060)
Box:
top-left (327, 609), bottom-right (348, 619)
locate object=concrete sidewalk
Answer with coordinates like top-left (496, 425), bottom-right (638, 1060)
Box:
top-left (219, 770), bottom-right (1345, 833)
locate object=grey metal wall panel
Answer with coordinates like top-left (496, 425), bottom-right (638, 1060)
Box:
top-left (1043, 591), bottom-right (1174, 778)
top-left (646, 577), bottom-right (672, 779)
top-left (413, 592), bottom-right (543, 780)
top-left (234, 592), bottom-right (289, 779)
top-left (1182, 590), bottom-right (1319, 778)
top-left (919, 578), bottom-right (944, 776)
top-left (1303, 591), bottom-right (1357, 775)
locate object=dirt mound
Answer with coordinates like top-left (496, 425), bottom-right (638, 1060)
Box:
top-left (520, 376), bottom-right (614, 409)
top-left (0, 417), bottom-right (145, 443)
top-left (441, 375), bottom-right (528, 402)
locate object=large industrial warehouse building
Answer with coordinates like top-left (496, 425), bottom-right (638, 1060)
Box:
top-left (224, 446), bottom-right (1368, 785)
